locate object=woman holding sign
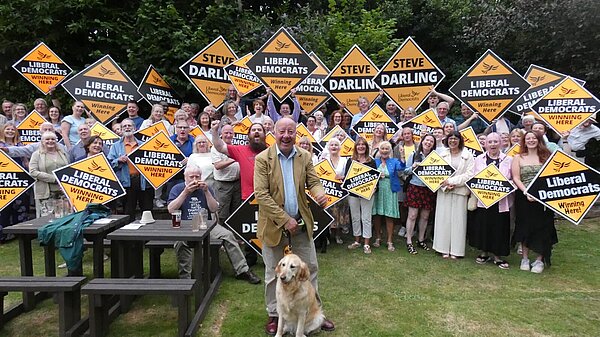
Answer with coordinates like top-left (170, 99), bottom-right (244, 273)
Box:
top-left (30, 132), bottom-right (69, 218)
top-left (372, 141), bottom-right (405, 252)
top-left (432, 132), bottom-right (474, 259)
top-left (344, 137), bottom-right (377, 254)
top-left (470, 133), bottom-right (513, 269)
top-left (511, 131), bottom-right (557, 274)
top-left (404, 134), bottom-right (437, 254)
top-left (326, 138), bottom-right (349, 245)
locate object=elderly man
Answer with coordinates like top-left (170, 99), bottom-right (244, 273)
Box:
top-left (168, 164), bottom-right (260, 283)
top-left (108, 118), bottom-right (153, 221)
top-left (254, 117), bottom-right (335, 335)
top-left (436, 101), bottom-right (457, 129)
top-left (69, 123), bottom-right (109, 162)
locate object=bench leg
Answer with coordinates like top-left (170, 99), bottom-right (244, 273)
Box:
top-left (175, 295), bottom-right (191, 337)
top-left (18, 237), bottom-right (36, 310)
top-left (57, 290), bottom-right (81, 337)
top-left (0, 292), bottom-right (6, 328)
top-left (92, 238), bottom-right (104, 279)
top-left (210, 244), bottom-right (220, 280)
top-left (88, 294), bottom-right (105, 337)
top-left (148, 247), bottom-right (164, 279)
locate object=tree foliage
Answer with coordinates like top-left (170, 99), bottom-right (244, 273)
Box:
top-left (0, 0), bottom-right (597, 111)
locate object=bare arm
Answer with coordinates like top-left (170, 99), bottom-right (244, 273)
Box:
top-left (61, 121), bottom-right (72, 148)
top-left (210, 120), bottom-right (229, 156)
top-left (511, 154), bottom-right (526, 192)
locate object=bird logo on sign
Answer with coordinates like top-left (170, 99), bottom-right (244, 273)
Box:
top-left (552, 160), bottom-right (570, 172)
top-left (28, 120), bottom-right (42, 128)
top-left (93, 130), bottom-right (106, 137)
top-left (485, 171), bottom-right (499, 178)
top-left (0, 162), bottom-right (8, 168)
top-left (151, 74), bottom-right (161, 84)
top-left (529, 75), bottom-right (546, 86)
top-left (318, 166), bottom-right (332, 176)
top-left (153, 139), bottom-right (169, 150)
top-left (559, 87), bottom-right (577, 97)
top-left (88, 161), bottom-right (107, 173)
top-left (98, 65), bottom-right (116, 77)
top-left (36, 51), bottom-right (51, 61)
top-left (275, 39), bottom-right (290, 51)
top-left (481, 62), bottom-right (498, 74)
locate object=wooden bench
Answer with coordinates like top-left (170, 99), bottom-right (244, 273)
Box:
top-left (82, 278), bottom-right (196, 337)
top-left (145, 240), bottom-right (222, 279)
top-left (0, 276), bottom-right (86, 337)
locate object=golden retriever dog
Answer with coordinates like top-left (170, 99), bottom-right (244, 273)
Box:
top-left (275, 254), bottom-right (324, 337)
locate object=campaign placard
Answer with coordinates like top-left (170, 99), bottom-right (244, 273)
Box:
top-left (12, 42), bottom-right (73, 95)
top-left (449, 50), bottom-right (530, 124)
top-left (189, 126), bottom-right (213, 147)
top-left (295, 53), bottom-right (330, 114)
top-left (352, 105), bottom-right (399, 142)
top-left (231, 116), bottom-right (253, 145)
top-left (17, 111), bottom-right (47, 145)
top-left (90, 122), bottom-right (120, 148)
top-left (53, 153), bottom-right (125, 212)
top-left (61, 55), bottom-right (142, 124)
top-left (295, 123), bottom-right (323, 155)
top-left (413, 150), bottom-right (456, 192)
top-left (246, 27), bottom-right (317, 102)
top-left (138, 65), bottom-right (183, 123)
top-left (180, 36), bottom-right (237, 108)
top-left (505, 143), bottom-right (521, 157)
top-left (466, 163), bottom-right (515, 208)
top-left (527, 150), bottom-right (600, 225)
top-left (373, 37), bottom-right (444, 111)
top-left (530, 77), bottom-right (598, 134)
top-left (511, 65), bottom-right (586, 116)
top-left (224, 53), bottom-right (263, 97)
top-left (460, 127), bottom-right (484, 157)
top-left (225, 193), bottom-right (334, 256)
top-left (309, 160), bottom-right (348, 208)
top-left (323, 45), bottom-right (380, 115)
top-left (341, 160), bottom-right (380, 200)
top-left (265, 132), bottom-right (276, 147)
top-left (319, 126), bottom-right (354, 157)
top-left (400, 108), bottom-right (442, 143)
top-left (127, 131), bottom-right (185, 189)
top-left (0, 151), bottom-right (35, 211)
top-left (134, 121), bottom-right (170, 143)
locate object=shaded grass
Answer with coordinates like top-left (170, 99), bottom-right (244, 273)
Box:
top-left (1, 218), bottom-right (599, 336)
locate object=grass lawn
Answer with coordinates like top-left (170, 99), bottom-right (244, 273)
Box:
top-left (1, 218), bottom-right (599, 337)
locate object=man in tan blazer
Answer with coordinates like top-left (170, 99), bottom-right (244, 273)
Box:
top-left (254, 117), bottom-right (335, 335)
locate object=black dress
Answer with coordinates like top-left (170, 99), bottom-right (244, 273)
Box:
top-left (512, 164), bottom-right (558, 265)
top-left (469, 155), bottom-right (511, 257)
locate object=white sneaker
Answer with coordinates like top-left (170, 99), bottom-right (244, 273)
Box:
top-left (154, 199), bottom-right (166, 208)
top-left (520, 258), bottom-right (530, 271)
top-left (335, 236), bottom-right (343, 244)
top-left (58, 262), bottom-right (67, 269)
top-left (531, 260), bottom-right (545, 274)
top-left (398, 227), bottom-right (407, 237)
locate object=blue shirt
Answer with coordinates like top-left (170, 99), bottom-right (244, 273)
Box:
top-left (168, 182), bottom-right (215, 221)
top-left (276, 144), bottom-right (298, 218)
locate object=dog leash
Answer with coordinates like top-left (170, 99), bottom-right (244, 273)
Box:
top-left (282, 229), bottom-right (293, 255)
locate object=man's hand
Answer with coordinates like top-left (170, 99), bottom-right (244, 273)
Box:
top-left (184, 180), bottom-right (203, 194)
top-left (210, 120), bottom-right (220, 134)
top-left (118, 155), bottom-right (128, 163)
top-left (284, 217), bottom-right (299, 235)
top-left (314, 193), bottom-right (328, 207)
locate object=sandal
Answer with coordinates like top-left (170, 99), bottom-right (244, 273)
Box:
top-left (417, 241), bottom-right (430, 251)
top-left (442, 254), bottom-right (450, 259)
top-left (363, 245), bottom-right (371, 254)
top-left (347, 242), bottom-right (361, 250)
top-left (494, 259), bottom-right (510, 270)
top-left (387, 242), bottom-right (395, 252)
top-left (372, 238), bottom-right (381, 248)
top-left (406, 243), bottom-right (417, 255)
top-left (475, 255), bottom-right (491, 264)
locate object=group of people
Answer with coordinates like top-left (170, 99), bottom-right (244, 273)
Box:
top-left (2, 84), bottom-right (599, 335)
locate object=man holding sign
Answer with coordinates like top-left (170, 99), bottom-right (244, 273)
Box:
top-left (254, 118), bottom-right (335, 335)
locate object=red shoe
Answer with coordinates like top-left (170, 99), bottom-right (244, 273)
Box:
top-left (321, 318), bottom-right (335, 331)
top-left (265, 316), bottom-right (278, 335)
